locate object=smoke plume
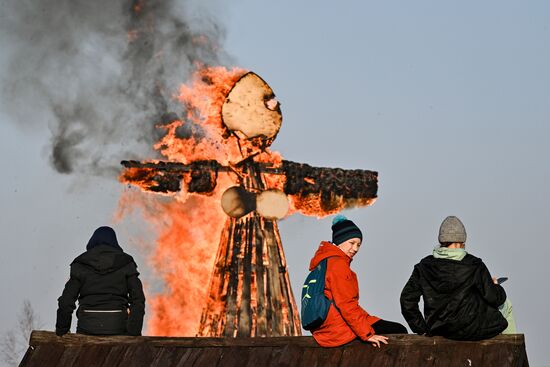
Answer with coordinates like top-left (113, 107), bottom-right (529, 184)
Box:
top-left (0, 0), bottom-right (231, 176)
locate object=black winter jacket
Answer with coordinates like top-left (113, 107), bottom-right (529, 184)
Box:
top-left (400, 253), bottom-right (508, 340)
top-left (56, 245), bottom-right (146, 336)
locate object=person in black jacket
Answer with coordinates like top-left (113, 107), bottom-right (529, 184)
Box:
top-left (56, 226), bottom-right (146, 336)
top-left (400, 216), bottom-right (516, 340)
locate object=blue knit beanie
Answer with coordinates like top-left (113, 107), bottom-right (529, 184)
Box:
top-left (331, 215), bottom-right (363, 245)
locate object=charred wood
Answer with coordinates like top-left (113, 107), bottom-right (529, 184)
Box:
top-left (120, 160), bottom-right (378, 204)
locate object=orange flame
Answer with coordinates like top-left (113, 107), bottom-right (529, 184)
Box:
top-left (118, 66), bottom-right (253, 336)
top-left (154, 67), bottom-right (247, 165)
top-left (117, 65), bottom-right (375, 336)
top-left (117, 174), bottom-right (235, 335)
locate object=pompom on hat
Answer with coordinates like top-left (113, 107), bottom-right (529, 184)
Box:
top-left (331, 215), bottom-right (363, 245)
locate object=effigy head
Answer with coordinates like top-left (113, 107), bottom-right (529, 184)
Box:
top-left (222, 72), bottom-right (282, 148)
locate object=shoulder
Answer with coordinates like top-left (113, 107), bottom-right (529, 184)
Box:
top-left (327, 256), bottom-right (352, 275)
top-left (69, 261), bottom-right (87, 279)
top-left (121, 256), bottom-right (140, 275)
top-left (328, 256), bottom-right (350, 268)
top-left (461, 253), bottom-right (483, 265)
top-left (417, 255), bottom-right (435, 266)
top-left (70, 251), bottom-right (88, 265)
top-left (120, 252), bottom-right (136, 264)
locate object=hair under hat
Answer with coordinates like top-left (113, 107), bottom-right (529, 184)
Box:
top-left (331, 214), bottom-right (363, 245)
top-left (438, 216), bottom-right (467, 244)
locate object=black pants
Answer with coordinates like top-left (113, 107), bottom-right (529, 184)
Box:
top-left (372, 319), bottom-right (408, 334)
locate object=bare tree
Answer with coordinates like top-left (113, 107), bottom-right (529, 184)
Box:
top-left (1, 300), bottom-right (42, 367)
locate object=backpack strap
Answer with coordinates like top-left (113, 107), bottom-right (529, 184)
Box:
top-left (323, 256), bottom-right (342, 313)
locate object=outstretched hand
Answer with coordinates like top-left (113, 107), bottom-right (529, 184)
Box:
top-left (367, 334), bottom-right (388, 348)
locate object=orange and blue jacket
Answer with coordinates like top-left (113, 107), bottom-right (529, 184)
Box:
top-left (309, 241), bottom-right (380, 347)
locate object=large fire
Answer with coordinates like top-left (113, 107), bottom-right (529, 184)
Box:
top-left (118, 66), bottom-right (253, 335)
top-left (118, 66), bottom-right (378, 336)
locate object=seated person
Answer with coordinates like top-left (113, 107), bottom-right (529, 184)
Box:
top-left (56, 226), bottom-right (145, 336)
top-left (309, 215), bottom-right (407, 348)
top-left (400, 216), bottom-right (516, 340)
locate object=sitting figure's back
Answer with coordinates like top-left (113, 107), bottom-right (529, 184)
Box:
top-left (56, 226), bottom-right (145, 336)
top-left (400, 216), bottom-right (514, 340)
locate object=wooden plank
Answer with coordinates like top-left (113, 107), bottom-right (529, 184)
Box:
top-left (56, 345), bottom-right (82, 366)
top-left (299, 347), bottom-right (343, 367)
top-left (162, 347), bottom-right (198, 367)
top-left (190, 347), bottom-right (223, 366)
top-left (224, 220), bottom-right (242, 337)
top-left (237, 219), bottom-right (253, 336)
top-left (244, 347), bottom-right (273, 367)
top-left (28, 331), bottom-right (528, 348)
top-left (150, 347), bottom-right (192, 367)
top-left (22, 344), bottom-right (65, 367)
top-left (268, 344), bottom-right (303, 367)
top-left (19, 333), bottom-right (531, 367)
top-left (363, 347), bottom-right (398, 367)
top-left (101, 345), bottom-right (130, 366)
top-left (72, 345), bottom-right (111, 367)
top-left (174, 348), bottom-right (202, 367)
top-left (117, 344), bottom-right (157, 367)
top-left (31, 332), bottom-right (138, 346)
top-left (386, 344), bottom-right (405, 367)
top-left (18, 347), bottom-right (35, 367)
top-left (339, 344), bottom-right (369, 367)
top-left (217, 346), bottom-right (251, 367)
top-left (481, 343), bottom-right (528, 367)
top-left (392, 344), bottom-right (431, 367)
top-left (447, 343), bottom-right (484, 367)
top-left (148, 347), bottom-right (173, 366)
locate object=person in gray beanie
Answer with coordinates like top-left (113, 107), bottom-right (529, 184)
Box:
top-left (400, 216), bottom-right (517, 340)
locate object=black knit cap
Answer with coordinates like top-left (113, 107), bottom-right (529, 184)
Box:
top-left (331, 215), bottom-right (363, 245)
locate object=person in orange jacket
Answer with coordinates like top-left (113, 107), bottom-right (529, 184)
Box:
top-left (309, 215), bottom-right (407, 347)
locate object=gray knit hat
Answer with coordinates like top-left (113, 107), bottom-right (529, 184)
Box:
top-left (438, 216), bottom-right (467, 243)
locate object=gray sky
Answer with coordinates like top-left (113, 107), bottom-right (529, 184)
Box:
top-left (1, 1), bottom-right (549, 365)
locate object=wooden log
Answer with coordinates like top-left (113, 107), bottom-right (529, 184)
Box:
top-left (282, 161), bottom-right (378, 199)
top-left (120, 159), bottom-right (378, 208)
top-left (27, 330), bottom-right (528, 348)
top-left (23, 331), bottom-right (529, 367)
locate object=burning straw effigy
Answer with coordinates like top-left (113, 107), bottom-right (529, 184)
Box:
top-left (121, 70), bottom-right (378, 337)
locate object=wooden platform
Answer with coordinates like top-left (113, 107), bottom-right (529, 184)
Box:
top-left (21, 330), bottom-right (529, 367)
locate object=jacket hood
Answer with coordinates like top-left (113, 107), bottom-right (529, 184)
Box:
top-left (73, 245), bottom-right (134, 274)
top-left (417, 253), bottom-right (482, 294)
top-left (309, 241), bottom-right (350, 271)
top-left (86, 226), bottom-right (122, 251)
